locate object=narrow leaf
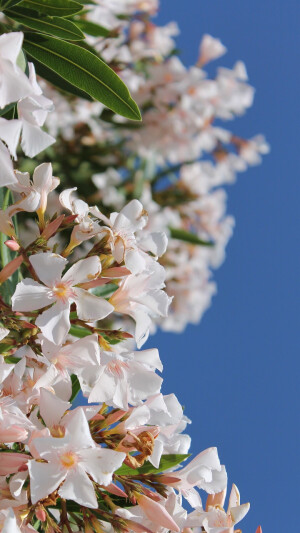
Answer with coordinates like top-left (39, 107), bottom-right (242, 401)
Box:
top-left (6, 7), bottom-right (85, 40)
top-left (0, 0), bottom-right (22, 9)
top-left (69, 325), bottom-right (91, 338)
top-left (23, 33), bottom-right (141, 121)
top-left (115, 454), bottom-right (191, 476)
top-left (70, 374), bottom-right (81, 402)
top-left (18, 0), bottom-right (83, 17)
top-left (74, 19), bottom-right (110, 38)
top-left (169, 227), bottom-right (214, 247)
top-left (30, 56), bottom-right (92, 100)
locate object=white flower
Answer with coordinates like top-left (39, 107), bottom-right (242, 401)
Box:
top-left (198, 34), bottom-right (227, 66)
top-left (6, 163), bottom-right (59, 217)
top-left (88, 347), bottom-right (163, 409)
top-left (0, 141), bottom-right (17, 188)
top-left (110, 262), bottom-right (172, 347)
top-left (28, 409), bottom-right (126, 508)
top-left (12, 253), bottom-right (114, 345)
top-left (0, 63), bottom-right (55, 159)
top-left (0, 508), bottom-right (22, 533)
top-left (0, 32), bottom-right (32, 109)
top-left (187, 484), bottom-right (250, 532)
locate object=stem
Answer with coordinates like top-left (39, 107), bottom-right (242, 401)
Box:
top-left (60, 500), bottom-right (73, 533)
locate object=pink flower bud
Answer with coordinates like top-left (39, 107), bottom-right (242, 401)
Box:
top-left (136, 494), bottom-right (180, 532)
top-left (105, 483), bottom-right (127, 498)
top-left (4, 239), bottom-right (20, 251)
top-left (35, 507), bottom-right (46, 522)
top-left (0, 452), bottom-right (29, 476)
top-left (0, 255), bottom-right (23, 284)
top-left (0, 426), bottom-right (28, 443)
top-left (41, 214), bottom-right (65, 240)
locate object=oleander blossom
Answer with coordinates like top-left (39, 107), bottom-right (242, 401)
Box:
top-left (12, 253), bottom-right (114, 344)
top-left (0, 2), bottom-right (267, 532)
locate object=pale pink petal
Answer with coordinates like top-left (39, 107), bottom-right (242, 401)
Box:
top-left (62, 256), bottom-right (101, 285)
top-left (80, 447), bottom-right (126, 486)
top-left (29, 252), bottom-right (67, 287)
top-left (230, 503), bottom-right (250, 524)
top-left (0, 140), bottom-right (17, 187)
top-left (32, 162), bottom-right (52, 191)
top-left (137, 494), bottom-right (180, 532)
top-left (228, 484), bottom-right (240, 510)
top-left (0, 118), bottom-right (22, 159)
top-left (65, 409), bottom-right (95, 449)
top-left (124, 249), bottom-right (146, 275)
top-left (59, 188), bottom-right (77, 213)
top-left (2, 508), bottom-right (22, 533)
top-left (35, 302), bottom-right (70, 345)
top-left (11, 279), bottom-right (54, 312)
top-left (73, 288), bottom-right (114, 321)
top-left (20, 120), bottom-right (55, 158)
top-left (0, 61), bottom-right (32, 108)
top-left (39, 388), bottom-right (70, 428)
top-left (0, 32), bottom-right (23, 64)
top-left (28, 460), bottom-right (66, 504)
top-left (58, 465), bottom-right (97, 508)
top-left (132, 348), bottom-right (163, 372)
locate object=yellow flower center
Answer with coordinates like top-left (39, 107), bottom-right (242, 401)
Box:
top-left (60, 451), bottom-right (78, 469)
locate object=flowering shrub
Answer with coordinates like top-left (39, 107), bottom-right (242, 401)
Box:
top-left (0, 1), bottom-right (267, 532)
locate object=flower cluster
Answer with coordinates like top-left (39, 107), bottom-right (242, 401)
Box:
top-left (0, 0), bottom-right (266, 531)
top-left (33, 4), bottom-right (270, 334)
top-left (0, 163), bottom-right (254, 532)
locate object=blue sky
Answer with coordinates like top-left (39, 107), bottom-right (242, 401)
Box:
top-left (148, 1), bottom-right (299, 531)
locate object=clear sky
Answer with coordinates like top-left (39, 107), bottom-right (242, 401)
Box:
top-left (148, 1), bottom-right (299, 531)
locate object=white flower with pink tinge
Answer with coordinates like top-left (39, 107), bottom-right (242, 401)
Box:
top-left (88, 347), bottom-right (163, 409)
top-left (28, 409), bottom-right (126, 508)
top-left (0, 33), bottom-right (33, 110)
top-left (12, 253), bottom-right (114, 345)
top-left (91, 199), bottom-right (167, 275)
top-left (187, 484), bottom-right (250, 533)
top-left (164, 447), bottom-right (227, 508)
top-left (109, 262), bottom-right (172, 347)
top-left (0, 508), bottom-right (22, 533)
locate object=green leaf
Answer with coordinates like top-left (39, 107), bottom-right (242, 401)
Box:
top-left (169, 227), bottom-right (214, 247)
top-left (0, 102), bottom-right (17, 118)
top-left (91, 283), bottom-right (118, 298)
top-left (74, 19), bottom-right (110, 38)
top-left (115, 454), bottom-right (191, 476)
top-left (23, 33), bottom-right (142, 121)
top-left (6, 7), bottom-right (85, 40)
top-left (30, 57), bottom-right (93, 100)
top-left (18, 0), bottom-right (83, 17)
top-left (70, 374), bottom-right (81, 402)
top-left (69, 325), bottom-right (91, 338)
top-left (0, 0), bottom-right (22, 9)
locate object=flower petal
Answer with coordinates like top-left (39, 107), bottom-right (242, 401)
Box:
top-left (28, 460), bottom-right (66, 504)
top-left (11, 279), bottom-right (54, 312)
top-left (63, 256), bottom-right (101, 285)
top-left (80, 447), bottom-right (126, 486)
top-left (58, 465), bottom-right (97, 508)
top-left (0, 118), bottom-right (22, 159)
top-left (36, 302), bottom-right (70, 345)
top-left (73, 288), bottom-right (114, 321)
top-left (20, 120), bottom-right (55, 158)
top-left (29, 252), bottom-right (67, 287)
top-left (0, 140), bottom-right (17, 187)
